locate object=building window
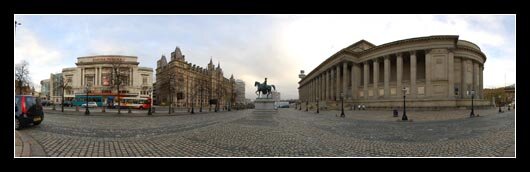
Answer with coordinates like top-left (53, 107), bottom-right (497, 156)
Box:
top-left (143, 76), bottom-right (148, 85)
top-left (86, 76), bottom-right (94, 86)
top-left (418, 87), bottom-right (425, 95)
top-left (390, 88), bottom-right (396, 95)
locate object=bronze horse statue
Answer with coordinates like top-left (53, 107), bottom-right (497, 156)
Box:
top-left (255, 78), bottom-right (276, 98)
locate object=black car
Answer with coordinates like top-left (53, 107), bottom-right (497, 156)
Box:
top-left (15, 95), bottom-right (44, 130)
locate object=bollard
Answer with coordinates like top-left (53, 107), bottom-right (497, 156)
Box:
top-left (102, 106), bottom-right (106, 113)
top-left (128, 107), bottom-right (132, 113)
top-left (393, 109), bottom-right (398, 117)
top-left (152, 107), bottom-right (156, 113)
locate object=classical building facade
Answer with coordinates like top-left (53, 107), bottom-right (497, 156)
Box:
top-left (155, 46), bottom-right (238, 110)
top-left (56, 55), bottom-right (153, 103)
top-left (298, 35), bottom-right (490, 109)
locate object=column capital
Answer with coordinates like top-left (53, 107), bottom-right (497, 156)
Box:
top-left (395, 52), bottom-right (402, 57)
top-left (409, 50), bottom-right (417, 55)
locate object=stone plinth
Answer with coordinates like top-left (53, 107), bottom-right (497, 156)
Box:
top-left (253, 98), bottom-right (278, 114)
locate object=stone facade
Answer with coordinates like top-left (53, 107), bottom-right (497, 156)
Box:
top-left (155, 46), bottom-right (238, 110)
top-left (53, 55), bottom-right (153, 103)
top-left (298, 35), bottom-right (489, 109)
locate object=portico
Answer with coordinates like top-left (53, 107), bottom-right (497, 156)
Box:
top-left (298, 35), bottom-right (489, 109)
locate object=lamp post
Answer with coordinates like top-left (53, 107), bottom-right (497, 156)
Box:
top-left (148, 87), bottom-right (153, 115)
top-left (15, 21), bottom-right (21, 36)
top-left (316, 98), bottom-right (319, 114)
top-left (469, 90), bottom-right (475, 117)
top-left (340, 92), bottom-right (345, 118)
top-left (498, 95), bottom-right (502, 113)
top-left (84, 84), bottom-right (90, 115)
top-left (306, 101), bottom-right (308, 111)
top-left (401, 87), bottom-right (408, 121)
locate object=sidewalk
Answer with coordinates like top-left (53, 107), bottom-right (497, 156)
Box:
top-left (15, 131), bottom-right (47, 157)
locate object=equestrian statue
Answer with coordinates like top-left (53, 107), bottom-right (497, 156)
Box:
top-left (254, 77), bottom-right (276, 98)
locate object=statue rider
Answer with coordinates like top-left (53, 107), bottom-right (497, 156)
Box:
top-left (263, 78), bottom-right (267, 86)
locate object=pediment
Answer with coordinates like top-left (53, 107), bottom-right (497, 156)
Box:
top-left (346, 40), bottom-right (376, 52)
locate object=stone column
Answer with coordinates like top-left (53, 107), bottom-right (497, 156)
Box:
top-left (396, 53), bottom-right (403, 97)
top-left (321, 74), bottom-right (324, 100)
top-left (474, 62), bottom-right (479, 95)
top-left (478, 65), bottom-right (484, 98)
top-left (99, 67), bottom-right (102, 85)
top-left (309, 78), bottom-right (315, 101)
top-left (335, 64), bottom-right (341, 101)
top-left (424, 50), bottom-right (431, 97)
top-left (410, 51), bottom-right (417, 98)
top-left (326, 70), bottom-right (331, 100)
top-left (329, 67), bottom-right (335, 100)
top-left (363, 62), bottom-right (369, 99)
top-left (373, 59), bottom-right (379, 99)
top-left (461, 58), bottom-right (468, 99)
top-left (351, 63), bottom-right (357, 99)
top-left (81, 67), bottom-right (84, 86)
top-left (448, 50), bottom-right (454, 98)
top-left (342, 62), bottom-right (348, 99)
top-left (384, 56), bottom-right (390, 98)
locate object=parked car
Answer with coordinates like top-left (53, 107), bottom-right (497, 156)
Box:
top-left (15, 95), bottom-right (44, 130)
top-left (81, 102), bottom-right (98, 108)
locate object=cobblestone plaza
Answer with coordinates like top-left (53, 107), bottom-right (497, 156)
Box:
top-left (16, 108), bottom-right (514, 157)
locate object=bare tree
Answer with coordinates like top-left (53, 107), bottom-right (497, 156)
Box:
top-left (56, 76), bottom-right (70, 112)
top-left (15, 60), bottom-right (31, 95)
top-left (108, 59), bottom-right (127, 114)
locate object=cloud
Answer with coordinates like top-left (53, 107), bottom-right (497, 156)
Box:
top-left (14, 30), bottom-right (65, 90)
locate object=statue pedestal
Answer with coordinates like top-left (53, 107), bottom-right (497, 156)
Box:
top-left (253, 98), bottom-right (277, 114)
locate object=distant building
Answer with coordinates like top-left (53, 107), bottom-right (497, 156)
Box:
top-left (40, 79), bottom-right (50, 100)
top-left (235, 79), bottom-right (246, 104)
top-left (155, 46), bottom-right (240, 110)
top-left (152, 82), bottom-right (158, 105)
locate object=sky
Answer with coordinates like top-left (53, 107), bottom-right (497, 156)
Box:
top-left (14, 14), bottom-right (516, 100)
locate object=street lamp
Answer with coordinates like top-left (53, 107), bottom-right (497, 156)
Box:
top-left (84, 84), bottom-right (90, 115)
top-left (15, 21), bottom-right (21, 36)
top-left (468, 90), bottom-right (475, 117)
top-left (340, 92), bottom-right (345, 118)
top-left (148, 87), bottom-right (153, 115)
top-left (401, 87), bottom-right (408, 121)
top-left (306, 101), bottom-right (308, 111)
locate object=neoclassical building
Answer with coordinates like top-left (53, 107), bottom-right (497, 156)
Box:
top-left (58, 55), bottom-right (153, 103)
top-left (298, 35), bottom-right (490, 109)
top-left (156, 46), bottom-right (240, 110)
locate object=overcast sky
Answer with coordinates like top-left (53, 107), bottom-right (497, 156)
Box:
top-left (14, 14), bottom-right (515, 100)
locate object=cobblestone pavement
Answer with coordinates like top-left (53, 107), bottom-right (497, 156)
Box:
top-left (18, 108), bottom-right (515, 157)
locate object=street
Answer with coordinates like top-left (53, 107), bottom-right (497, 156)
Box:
top-left (16, 108), bottom-right (515, 157)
